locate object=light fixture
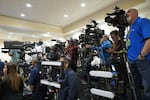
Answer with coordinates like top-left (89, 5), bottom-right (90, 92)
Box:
top-left (81, 3), bottom-right (86, 7)
top-left (8, 35), bottom-right (11, 38)
top-left (9, 32), bottom-right (13, 35)
top-left (71, 30), bottom-right (75, 33)
top-left (26, 3), bottom-right (32, 8)
top-left (21, 13), bottom-right (25, 17)
top-left (64, 14), bottom-right (68, 18)
top-left (97, 21), bottom-right (100, 23)
top-left (42, 33), bottom-right (51, 37)
top-left (32, 35), bottom-right (35, 37)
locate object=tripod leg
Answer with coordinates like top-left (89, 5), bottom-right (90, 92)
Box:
top-left (123, 53), bottom-right (137, 100)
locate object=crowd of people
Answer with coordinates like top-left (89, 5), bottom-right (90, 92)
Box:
top-left (0, 8), bottom-right (150, 100)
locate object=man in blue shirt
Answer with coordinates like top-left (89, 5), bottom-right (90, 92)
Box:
top-left (28, 55), bottom-right (44, 100)
top-left (99, 35), bottom-right (112, 65)
top-left (58, 55), bottom-right (79, 100)
top-left (126, 8), bottom-right (150, 100)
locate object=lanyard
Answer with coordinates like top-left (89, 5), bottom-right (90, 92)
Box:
top-left (126, 26), bottom-right (131, 48)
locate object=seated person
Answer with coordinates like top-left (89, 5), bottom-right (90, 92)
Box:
top-left (1, 63), bottom-right (23, 100)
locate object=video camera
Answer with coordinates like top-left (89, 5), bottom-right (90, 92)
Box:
top-left (50, 39), bottom-right (66, 49)
top-left (105, 6), bottom-right (128, 28)
top-left (45, 39), bottom-right (66, 61)
top-left (2, 41), bottom-right (34, 52)
top-left (105, 6), bottom-right (129, 39)
top-left (1, 41), bottom-right (44, 60)
top-left (2, 40), bottom-right (43, 52)
top-left (79, 20), bottom-right (104, 45)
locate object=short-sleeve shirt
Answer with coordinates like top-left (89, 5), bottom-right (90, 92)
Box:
top-left (99, 40), bottom-right (112, 64)
top-left (28, 65), bottom-right (40, 92)
top-left (127, 17), bottom-right (150, 61)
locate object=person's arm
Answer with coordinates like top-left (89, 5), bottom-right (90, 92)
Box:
top-left (100, 40), bottom-right (112, 50)
top-left (8, 50), bottom-right (13, 56)
top-left (138, 19), bottom-right (150, 59)
top-left (28, 69), bottom-right (36, 90)
top-left (139, 38), bottom-right (150, 59)
top-left (107, 48), bottom-right (121, 54)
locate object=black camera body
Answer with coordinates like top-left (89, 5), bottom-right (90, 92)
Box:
top-left (79, 20), bottom-right (104, 45)
top-left (105, 6), bottom-right (129, 39)
top-left (105, 6), bottom-right (128, 28)
top-left (46, 39), bottom-right (66, 61)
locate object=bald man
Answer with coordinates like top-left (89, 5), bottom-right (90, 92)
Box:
top-left (126, 8), bottom-right (150, 100)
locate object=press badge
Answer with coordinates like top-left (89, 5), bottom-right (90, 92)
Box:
top-left (126, 39), bottom-right (131, 47)
top-left (126, 28), bottom-right (131, 48)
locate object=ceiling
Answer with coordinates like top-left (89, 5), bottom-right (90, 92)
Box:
top-left (0, 0), bottom-right (117, 27)
top-left (0, 0), bottom-right (149, 42)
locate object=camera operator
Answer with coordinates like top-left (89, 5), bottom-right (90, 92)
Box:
top-left (65, 39), bottom-right (79, 72)
top-left (99, 34), bottom-right (112, 67)
top-left (80, 43), bottom-right (94, 83)
top-left (126, 8), bottom-right (150, 100)
top-left (58, 55), bottom-right (79, 100)
top-left (8, 49), bottom-right (20, 65)
top-left (107, 30), bottom-right (128, 99)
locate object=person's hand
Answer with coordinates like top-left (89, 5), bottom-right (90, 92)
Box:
top-left (106, 48), bottom-right (113, 53)
top-left (138, 54), bottom-right (145, 60)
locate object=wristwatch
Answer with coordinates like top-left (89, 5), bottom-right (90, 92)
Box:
top-left (140, 53), bottom-right (146, 58)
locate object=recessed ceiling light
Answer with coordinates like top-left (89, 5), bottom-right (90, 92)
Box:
top-left (32, 35), bottom-right (35, 37)
top-left (97, 21), bottom-right (100, 23)
top-left (9, 32), bottom-right (13, 35)
top-left (71, 30), bottom-right (75, 33)
top-left (81, 3), bottom-right (86, 7)
top-left (8, 35), bottom-right (11, 38)
top-left (64, 14), bottom-right (68, 18)
top-left (26, 3), bottom-right (32, 8)
top-left (42, 33), bottom-right (51, 37)
top-left (21, 13), bottom-right (25, 17)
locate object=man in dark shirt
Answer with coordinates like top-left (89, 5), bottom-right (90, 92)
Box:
top-left (58, 56), bottom-right (80, 100)
top-left (28, 55), bottom-right (42, 100)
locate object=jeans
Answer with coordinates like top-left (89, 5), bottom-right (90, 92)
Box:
top-left (129, 59), bottom-right (150, 100)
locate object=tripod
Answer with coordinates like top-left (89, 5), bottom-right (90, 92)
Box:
top-left (122, 50), bottom-right (137, 100)
top-left (119, 28), bottom-right (137, 100)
